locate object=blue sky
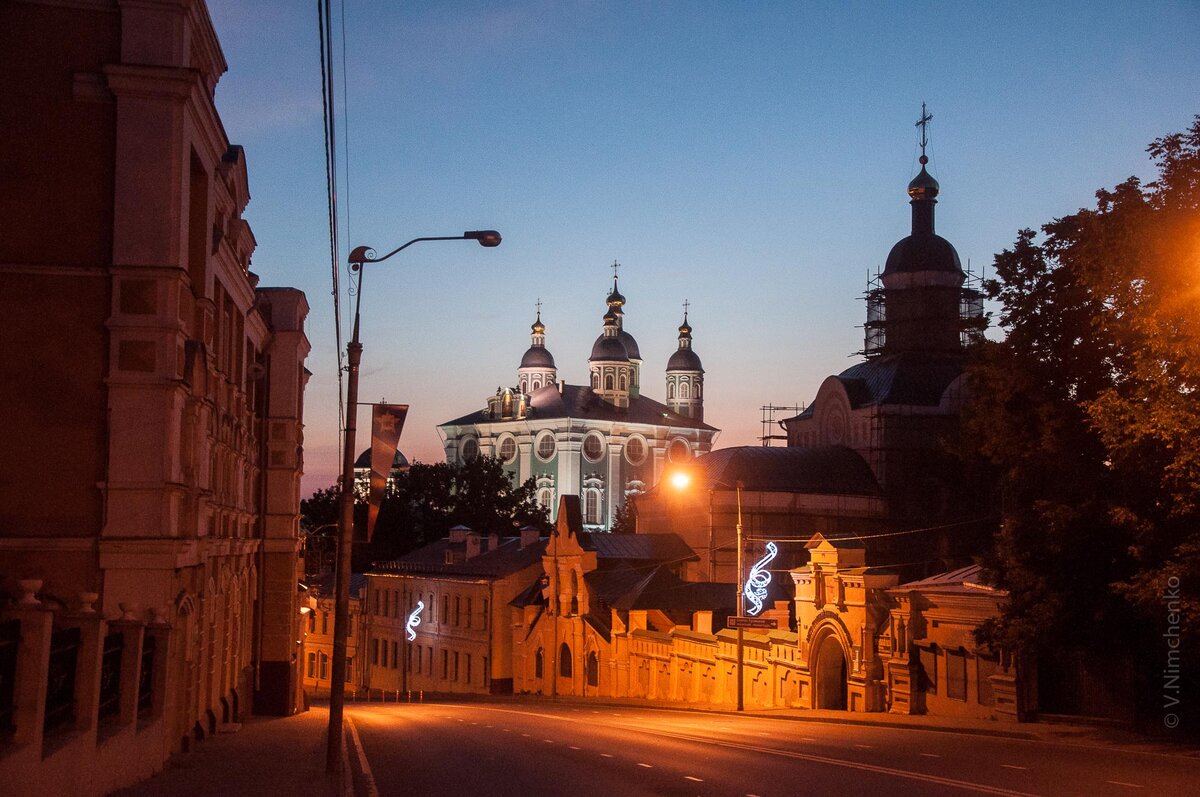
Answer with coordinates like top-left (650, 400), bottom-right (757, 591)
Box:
top-left (206, 1), bottom-right (1199, 495)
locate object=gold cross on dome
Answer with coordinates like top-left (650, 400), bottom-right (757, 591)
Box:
top-left (915, 102), bottom-right (933, 158)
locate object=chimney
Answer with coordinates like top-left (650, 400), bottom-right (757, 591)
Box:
top-left (519, 526), bottom-right (540, 550)
top-left (488, 532), bottom-right (500, 552)
top-left (692, 610), bottom-right (713, 636)
top-left (448, 525), bottom-right (470, 543)
top-left (465, 532), bottom-right (482, 560)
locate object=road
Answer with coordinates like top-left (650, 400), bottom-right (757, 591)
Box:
top-left (346, 699), bottom-right (1197, 797)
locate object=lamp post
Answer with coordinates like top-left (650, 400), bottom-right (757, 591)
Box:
top-left (669, 471), bottom-right (746, 710)
top-left (325, 230), bottom-right (501, 773)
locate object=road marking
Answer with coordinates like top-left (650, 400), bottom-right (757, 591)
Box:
top-left (854, 744), bottom-right (873, 749)
top-left (1000, 765), bottom-right (1027, 770)
top-left (521, 733), bottom-right (530, 737)
top-left (1105, 782), bottom-right (1143, 789)
top-left (756, 732), bottom-right (770, 737)
top-left (502, 728), bottom-right (512, 733)
top-left (685, 776), bottom-right (703, 782)
top-left (471, 722), bottom-right (479, 725)
top-left (346, 716), bottom-right (380, 797)
top-left (637, 763), bottom-right (653, 768)
top-left (569, 745), bottom-right (581, 750)
top-left (921, 753), bottom-right (942, 758)
top-left (601, 753), bottom-right (613, 758)
top-left (798, 737), bottom-right (817, 742)
top-left (485, 724), bottom-right (494, 728)
top-left (543, 739), bottom-right (554, 743)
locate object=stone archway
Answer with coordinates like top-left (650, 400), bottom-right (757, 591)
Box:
top-left (814, 636), bottom-right (848, 710)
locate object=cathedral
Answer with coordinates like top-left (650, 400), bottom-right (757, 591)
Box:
top-left (438, 276), bottom-right (720, 529)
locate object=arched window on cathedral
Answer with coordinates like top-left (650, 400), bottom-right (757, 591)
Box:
top-left (535, 647), bottom-right (544, 679)
top-left (591, 372), bottom-right (599, 389)
top-left (619, 373), bottom-right (627, 391)
top-left (559, 643), bottom-right (572, 678)
top-left (680, 382), bottom-right (690, 399)
top-left (604, 374), bottom-right (614, 391)
top-left (586, 651), bottom-right (599, 687)
top-left (667, 382), bottom-right (675, 400)
top-left (584, 490), bottom-right (601, 525)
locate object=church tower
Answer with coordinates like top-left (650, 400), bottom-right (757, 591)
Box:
top-left (865, 104), bottom-right (972, 357)
top-left (666, 304), bottom-right (704, 421)
top-left (589, 307), bottom-right (633, 409)
top-left (518, 304), bottom-right (556, 393)
top-left (605, 268), bottom-right (642, 398)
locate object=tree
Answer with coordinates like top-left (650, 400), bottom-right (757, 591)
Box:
top-left (301, 455), bottom-right (551, 572)
top-left (610, 497), bottom-right (637, 534)
top-left (964, 117), bottom-right (1200, 724)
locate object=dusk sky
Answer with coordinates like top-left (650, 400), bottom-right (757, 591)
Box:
top-left (206, 1), bottom-right (1198, 497)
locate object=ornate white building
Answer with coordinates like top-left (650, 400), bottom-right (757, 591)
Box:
top-left (438, 277), bottom-right (719, 529)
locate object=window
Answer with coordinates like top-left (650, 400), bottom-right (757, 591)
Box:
top-left (371, 638), bottom-right (379, 665)
top-left (453, 652), bottom-right (460, 681)
top-left (499, 437), bottom-right (517, 462)
top-left (587, 652), bottom-right (599, 687)
top-left (583, 433), bottom-right (604, 462)
top-left (465, 598), bottom-right (473, 629)
top-left (619, 373), bottom-right (627, 391)
top-left (455, 596), bottom-right (461, 626)
top-left (535, 648), bottom-right (544, 679)
top-left (346, 658), bottom-right (354, 682)
top-left (667, 439), bottom-right (691, 463)
top-left (919, 646), bottom-right (938, 693)
top-left (461, 437), bottom-right (480, 462)
top-left (604, 374), bottom-right (614, 390)
top-left (319, 652), bottom-right (329, 680)
top-left (321, 612), bottom-right (328, 634)
top-left (308, 612), bottom-right (315, 633)
top-left (680, 382), bottom-right (690, 399)
top-left (442, 595), bottom-right (449, 624)
top-left (442, 650), bottom-right (449, 679)
top-left (624, 436), bottom-right (646, 465)
top-left (482, 599), bottom-right (489, 629)
top-left (538, 488), bottom-right (553, 509)
top-left (667, 381), bottom-right (675, 400)
top-left (465, 654), bottom-right (472, 685)
top-left (584, 490), bottom-right (601, 525)
top-left (559, 643), bottom-right (572, 678)
top-left (426, 593), bottom-right (433, 621)
top-left (308, 652), bottom-right (316, 678)
top-left (946, 650), bottom-right (967, 701)
top-left (591, 372), bottom-right (599, 389)
top-left (536, 433), bottom-right (556, 461)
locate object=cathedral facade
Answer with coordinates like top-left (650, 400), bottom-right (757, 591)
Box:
top-left (438, 278), bottom-right (719, 530)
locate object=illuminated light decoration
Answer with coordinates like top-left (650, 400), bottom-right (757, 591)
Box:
top-left (743, 541), bottom-right (779, 616)
top-left (405, 600), bottom-right (424, 641)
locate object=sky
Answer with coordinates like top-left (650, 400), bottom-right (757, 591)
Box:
top-left (205, 1), bottom-right (1199, 498)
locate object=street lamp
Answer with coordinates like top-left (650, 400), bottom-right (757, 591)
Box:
top-left (326, 230), bottom-right (501, 773)
top-left (668, 469), bottom-right (747, 710)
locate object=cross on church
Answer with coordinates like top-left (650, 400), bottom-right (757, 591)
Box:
top-left (915, 102), bottom-right (933, 160)
top-left (682, 299), bottom-right (690, 319)
top-left (535, 298), bottom-right (542, 316)
top-left (611, 260), bottom-right (620, 280)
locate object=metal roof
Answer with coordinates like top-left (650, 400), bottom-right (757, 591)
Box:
top-left (668, 445), bottom-right (881, 496)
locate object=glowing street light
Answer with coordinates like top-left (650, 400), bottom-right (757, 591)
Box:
top-left (326, 230), bottom-right (502, 773)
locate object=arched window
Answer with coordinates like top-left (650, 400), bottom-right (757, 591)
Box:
top-left (461, 438), bottom-right (479, 462)
top-left (619, 373), bottom-right (627, 390)
top-left (519, 376), bottom-right (527, 393)
top-left (559, 643), bottom-right (572, 678)
top-left (667, 382), bottom-right (675, 400)
top-left (680, 382), bottom-right (690, 399)
top-left (604, 374), bottom-right (614, 390)
top-left (583, 433), bottom-right (604, 462)
top-left (586, 651), bottom-right (599, 687)
top-left (499, 437), bottom-right (517, 462)
top-left (538, 488), bottom-right (553, 508)
top-left (535, 647), bottom-right (544, 679)
top-left (695, 382), bottom-right (701, 398)
top-left (591, 372), bottom-right (599, 389)
top-left (584, 490), bottom-right (600, 525)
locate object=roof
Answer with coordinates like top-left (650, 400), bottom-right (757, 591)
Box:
top-left (896, 564), bottom-right (1000, 594)
top-left (590, 333), bottom-right (630, 362)
top-left (440, 383), bottom-right (718, 432)
top-left (304, 572), bottom-right (368, 598)
top-left (666, 347), bottom-right (703, 372)
top-left (370, 535), bottom-right (546, 579)
top-left (617, 328), bottom-right (641, 360)
top-left (577, 531), bottom-right (698, 563)
top-left (884, 232), bottom-right (962, 275)
top-left (520, 345), bottom-right (555, 369)
top-left (354, 448), bottom-right (409, 469)
top-left (609, 566), bottom-right (736, 612)
top-left (791, 351), bottom-right (964, 419)
top-left (668, 445), bottom-right (881, 496)
top-left (805, 532), bottom-right (867, 550)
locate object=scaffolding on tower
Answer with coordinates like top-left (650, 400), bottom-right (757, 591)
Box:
top-left (760, 404), bottom-right (805, 446)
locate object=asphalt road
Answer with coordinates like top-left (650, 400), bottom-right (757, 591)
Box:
top-left (347, 700), bottom-right (1198, 797)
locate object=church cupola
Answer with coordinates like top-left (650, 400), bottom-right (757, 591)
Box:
top-left (589, 305), bottom-right (633, 409)
top-left (518, 302), bottom-right (556, 393)
top-left (666, 302), bottom-right (704, 421)
top-left (606, 263), bottom-right (642, 397)
top-left (870, 104), bottom-right (969, 356)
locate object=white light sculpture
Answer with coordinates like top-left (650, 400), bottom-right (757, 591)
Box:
top-left (743, 541), bottom-right (778, 616)
top-left (406, 600), bottom-right (424, 641)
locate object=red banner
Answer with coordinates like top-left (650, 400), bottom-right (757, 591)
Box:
top-left (367, 403), bottom-right (408, 541)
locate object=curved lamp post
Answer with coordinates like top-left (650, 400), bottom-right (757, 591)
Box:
top-left (326, 230), bottom-right (501, 772)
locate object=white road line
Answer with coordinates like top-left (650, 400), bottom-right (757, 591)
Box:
top-left (798, 737), bottom-right (817, 742)
top-left (346, 716), bottom-right (380, 797)
top-left (502, 728), bottom-right (512, 733)
top-left (637, 763), bottom-right (653, 768)
top-left (854, 744), bottom-right (873, 749)
top-left (521, 733), bottom-right (530, 737)
top-left (569, 745), bottom-right (581, 750)
top-left (543, 739), bottom-right (554, 743)
top-left (601, 753), bottom-right (614, 758)
top-left (1105, 782), bottom-right (1143, 789)
top-left (921, 753), bottom-right (942, 758)
top-left (685, 776), bottom-right (703, 782)
top-left (1000, 765), bottom-right (1028, 770)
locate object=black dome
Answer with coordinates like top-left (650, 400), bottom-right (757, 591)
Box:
top-left (883, 234), bottom-right (962, 275)
top-left (907, 166), bottom-right (940, 200)
top-left (590, 334), bottom-right (630, 362)
top-left (667, 348), bottom-right (703, 371)
top-left (618, 329), bottom-right (641, 360)
top-left (520, 346), bottom-right (555, 369)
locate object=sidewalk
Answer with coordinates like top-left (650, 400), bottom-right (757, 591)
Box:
top-left (111, 707), bottom-right (346, 797)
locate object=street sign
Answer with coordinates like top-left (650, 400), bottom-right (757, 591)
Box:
top-left (727, 616), bottom-right (777, 629)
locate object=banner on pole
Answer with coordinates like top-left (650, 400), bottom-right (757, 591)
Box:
top-left (367, 403), bottom-right (408, 541)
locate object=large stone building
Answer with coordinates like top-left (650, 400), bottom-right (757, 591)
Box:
top-left (439, 279), bottom-right (719, 530)
top-left (0, 2), bottom-right (309, 794)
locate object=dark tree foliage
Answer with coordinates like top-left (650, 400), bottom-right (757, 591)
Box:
top-left (610, 497), bottom-right (637, 535)
top-left (965, 118), bottom-right (1200, 721)
top-left (301, 455), bottom-right (551, 572)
